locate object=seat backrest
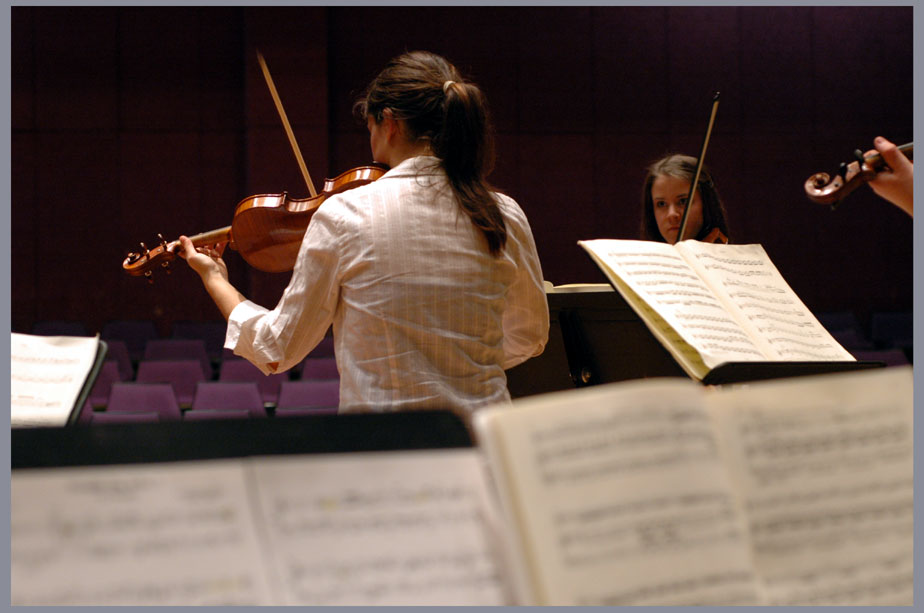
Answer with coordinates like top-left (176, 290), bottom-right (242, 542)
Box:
top-left (88, 360), bottom-right (123, 408)
top-left (308, 333), bottom-right (335, 357)
top-left (101, 320), bottom-right (159, 360)
top-left (192, 381), bottom-right (266, 417)
top-left (75, 399), bottom-right (96, 425)
top-left (144, 339), bottom-right (213, 380)
top-left (219, 359), bottom-right (287, 406)
top-left (104, 339), bottom-right (135, 381)
top-left (171, 320), bottom-right (228, 361)
top-left (298, 357), bottom-right (339, 380)
top-left (276, 380), bottom-right (340, 411)
top-left (136, 360), bottom-right (208, 408)
top-left (105, 382), bottom-right (181, 421)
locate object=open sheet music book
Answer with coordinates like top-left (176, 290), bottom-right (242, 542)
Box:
top-left (11, 367), bottom-right (912, 605)
top-left (578, 239), bottom-right (855, 381)
top-left (10, 333), bottom-right (107, 427)
top-left (474, 365), bottom-right (913, 606)
top-left (12, 447), bottom-right (505, 606)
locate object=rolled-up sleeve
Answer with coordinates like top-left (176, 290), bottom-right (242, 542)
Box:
top-left (500, 198), bottom-right (549, 369)
top-left (224, 202), bottom-right (344, 375)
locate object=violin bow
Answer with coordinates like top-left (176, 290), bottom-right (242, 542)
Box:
top-left (256, 50), bottom-right (317, 197)
top-left (677, 91), bottom-right (720, 242)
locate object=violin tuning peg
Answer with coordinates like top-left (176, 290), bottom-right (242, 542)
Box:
top-left (161, 261), bottom-right (171, 274)
top-left (139, 242), bottom-right (149, 256)
top-left (144, 270), bottom-right (154, 284)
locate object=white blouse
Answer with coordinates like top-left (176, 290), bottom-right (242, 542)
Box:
top-left (226, 156), bottom-right (549, 414)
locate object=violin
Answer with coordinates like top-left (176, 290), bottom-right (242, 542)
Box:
top-left (122, 164), bottom-right (386, 280)
top-left (702, 227), bottom-right (728, 244)
top-left (124, 51), bottom-right (387, 281)
top-left (804, 142), bottom-right (913, 209)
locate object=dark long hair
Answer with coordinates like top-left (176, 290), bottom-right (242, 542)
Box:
top-left (640, 154), bottom-right (730, 243)
top-left (354, 51), bottom-right (507, 256)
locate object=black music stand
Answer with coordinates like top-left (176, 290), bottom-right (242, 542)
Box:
top-left (506, 285), bottom-right (883, 398)
top-left (13, 410), bottom-right (473, 469)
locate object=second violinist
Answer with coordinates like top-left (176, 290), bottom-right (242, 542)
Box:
top-left (179, 50), bottom-right (549, 417)
top-left (639, 154), bottom-right (731, 244)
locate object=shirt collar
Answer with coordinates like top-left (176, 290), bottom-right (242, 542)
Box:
top-left (384, 155), bottom-right (442, 178)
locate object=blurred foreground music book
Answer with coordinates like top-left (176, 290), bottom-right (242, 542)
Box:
top-left (578, 239), bottom-right (857, 381)
top-left (11, 333), bottom-right (107, 427)
top-left (474, 366), bottom-right (912, 605)
top-left (11, 367), bottom-right (912, 605)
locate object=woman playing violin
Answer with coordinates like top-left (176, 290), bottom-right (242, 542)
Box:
top-left (639, 154), bottom-right (730, 244)
top-left (179, 50), bottom-right (549, 416)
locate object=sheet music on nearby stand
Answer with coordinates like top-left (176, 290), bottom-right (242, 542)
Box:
top-left (505, 281), bottom-right (883, 399)
top-left (577, 240), bottom-right (884, 385)
top-left (11, 333), bottom-right (108, 427)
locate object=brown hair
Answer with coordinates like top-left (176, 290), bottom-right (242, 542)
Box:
top-left (640, 154), bottom-right (730, 242)
top-left (354, 51), bottom-right (507, 256)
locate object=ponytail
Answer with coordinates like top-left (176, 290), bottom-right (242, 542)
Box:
top-left (356, 51), bottom-right (508, 256)
top-left (434, 80), bottom-right (506, 255)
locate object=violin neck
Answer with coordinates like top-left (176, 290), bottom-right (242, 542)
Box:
top-left (187, 226), bottom-right (232, 246)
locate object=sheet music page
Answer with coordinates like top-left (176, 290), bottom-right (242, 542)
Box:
top-left (246, 448), bottom-right (505, 606)
top-left (579, 240), bottom-right (768, 374)
top-left (11, 460), bottom-right (275, 605)
top-left (707, 366), bottom-right (913, 605)
top-left (11, 332), bottom-right (100, 427)
top-left (474, 378), bottom-right (762, 606)
top-left (675, 241), bottom-right (855, 362)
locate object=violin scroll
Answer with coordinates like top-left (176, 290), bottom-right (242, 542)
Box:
top-left (123, 228), bottom-right (231, 282)
top-left (805, 142), bottom-right (913, 209)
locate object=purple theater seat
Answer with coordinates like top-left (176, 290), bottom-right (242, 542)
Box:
top-left (191, 381), bottom-right (266, 418)
top-left (276, 380), bottom-right (340, 412)
top-left (88, 360), bottom-right (124, 408)
top-left (297, 357), bottom-right (339, 380)
top-left (171, 320), bottom-right (228, 362)
top-left (135, 359), bottom-right (208, 408)
top-left (143, 339), bottom-right (213, 380)
top-left (308, 333), bottom-right (335, 357)
top-left (101, 320), bottom-right (159, 361)
top-left (104, 339), bottom-right (135, 381)
top-left (219, 359), bottom-right (288, 407)
top-left (75, 399), bottom-right (96, 425)
top-left (105, 382), bottom-right (182, 421)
